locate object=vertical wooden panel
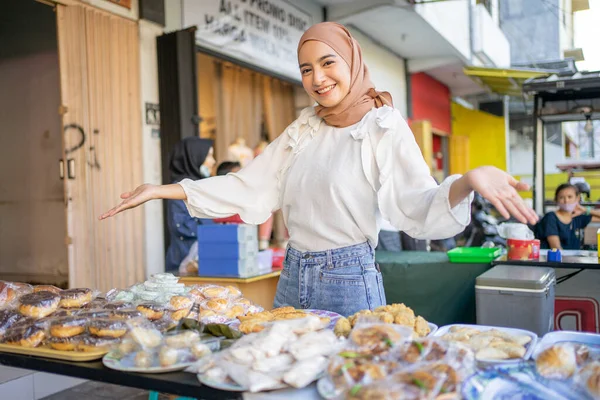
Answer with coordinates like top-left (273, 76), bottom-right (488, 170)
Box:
top-left (449, 135), bottom-right (470, 176)
top-left (410, 120), bottom-right (434, 171)
top-left (57, 4), bottom-right (92, 289)
top-left (57, 3), bottom-right (144, 291)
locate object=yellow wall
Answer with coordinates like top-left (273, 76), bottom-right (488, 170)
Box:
top-left (515, 171), bottom-right (600, 201)
top-left (451, 102), bottom-right (506, 171)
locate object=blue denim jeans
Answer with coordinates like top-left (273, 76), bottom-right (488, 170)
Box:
top-left (273, 242), bottom-right (386, 317)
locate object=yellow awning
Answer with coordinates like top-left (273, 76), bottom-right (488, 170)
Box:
top-left (463, 66), bottom-right (549, 96)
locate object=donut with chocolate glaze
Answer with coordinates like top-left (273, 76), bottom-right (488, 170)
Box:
top-left (18, 292), bottom-right (60, 319)
top-left (59, 288), bottom-right (93, 308)
top-left (33, 285), bottom-right (62, 295)
top-left (2, 325), bottom-right (46, 347)
top-left (85, 298), bottom-right (108, 309)
top-left (77, 335), bottom-right (120, 352)
top-left (0, 310), bottom-right (29, 334)
top-left (88, 319), bottom-right (128, 338)
top-left (50, 316), bottom-right (88, 338)
top-left (136, 302), bottom-right (166, 320)
top-left (111, 309), bottom-right (143, 320)
top-left (104, 302), bottom-right (134, 310)
top-left (48, 334), bottom-right (84, 351)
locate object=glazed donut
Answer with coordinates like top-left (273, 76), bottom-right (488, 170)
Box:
top-left (33, 285), bottom-right (62, 295)
top-left (169, 296), bottom-right (193, 310)
top-left (48, 335), bottom-right (84, 351)
top-left (88, 319), bottom-right (128, 338)
top-left (18, 292), bottom-right (60, 319)
top-left (50, 316), bottom-right (88, 338)
top-left (111, 309), bottom-right (143, 320)
top-left (136, 302), bottom-right (166, 321)
top-left (2, 325), bottom-right (46, 347)
top-left (77, 335), bottom-right (120, 352)
top-left (59, 288), bottom-right (93, 308)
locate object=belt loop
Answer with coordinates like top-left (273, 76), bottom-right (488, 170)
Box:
top-left (327, 249), bottom-right (333, 266)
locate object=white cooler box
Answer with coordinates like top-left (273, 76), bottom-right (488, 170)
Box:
top-left (475, 264), bottom-right (556, 336)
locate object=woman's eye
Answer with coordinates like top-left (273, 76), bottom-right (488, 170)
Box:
top-left (324, 60), bottom-right (334, 66)
top-left (301, 68), bottom-right (311, 75)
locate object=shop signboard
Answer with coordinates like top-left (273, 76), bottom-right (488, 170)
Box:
top-left (183, 0), bottom-right (313, 81)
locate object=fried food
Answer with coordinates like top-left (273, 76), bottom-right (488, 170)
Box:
top-left (334, 317), bottom-right (352, 337)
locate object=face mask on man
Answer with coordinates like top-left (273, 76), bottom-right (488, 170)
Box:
top-left (558, 202), bottom-right (577, 213)
top-left (199, 165), bottom-right (211, 178)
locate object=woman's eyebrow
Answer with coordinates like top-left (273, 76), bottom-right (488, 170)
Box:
top-left (299, 54), bottom-right (337, 69)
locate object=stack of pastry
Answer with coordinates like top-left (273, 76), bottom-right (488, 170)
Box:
top-left (334, 304), bottom-right (431, 338)
top-left (536, 343), bottom-right (600, 398)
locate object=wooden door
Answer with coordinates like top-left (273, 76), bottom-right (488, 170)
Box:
top-left (449, 135), bottom-right (470, 176)
top-left (56, 2), bottom-right (144, 291)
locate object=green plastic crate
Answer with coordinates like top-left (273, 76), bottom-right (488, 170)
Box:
top-left (446, 247), bottom-right (501, 263)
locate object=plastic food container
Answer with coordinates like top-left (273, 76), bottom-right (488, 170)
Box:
top-left (447, 247), bottom-right (502, 263)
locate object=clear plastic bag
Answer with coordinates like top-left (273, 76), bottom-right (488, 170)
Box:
top-left (18, 291), bottom-right (61, 319)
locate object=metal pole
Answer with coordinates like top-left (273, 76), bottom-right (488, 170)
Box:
top-left (533, 96), bottom-right (545, 214)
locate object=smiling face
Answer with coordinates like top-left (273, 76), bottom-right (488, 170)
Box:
top-left (298, 40), bottom-right (351, 108)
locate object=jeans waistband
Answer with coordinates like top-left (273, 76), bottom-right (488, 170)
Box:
top-left (286, 242), bottom-right (373, 263)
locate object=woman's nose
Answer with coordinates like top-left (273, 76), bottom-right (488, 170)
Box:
top-left (312, 69), bottom-right (325, 86)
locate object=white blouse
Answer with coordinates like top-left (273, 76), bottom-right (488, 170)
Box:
top-left (179, 106), bottom-right (472, 252)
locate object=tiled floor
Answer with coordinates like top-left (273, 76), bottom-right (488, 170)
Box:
top-left (40, 381), bottom-right (171, 400)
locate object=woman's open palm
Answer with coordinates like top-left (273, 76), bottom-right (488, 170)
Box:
top-left (467, 166), bottom-right (538, 225)
top-left (99, 184), bottom-right (156, 220)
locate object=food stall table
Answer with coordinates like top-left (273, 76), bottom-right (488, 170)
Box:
top-left (0, 352), bottom-right (241, 400)
top-left (376, 251), bottom-right (492, 327)
top-left (179, 270), bottom-right (281, 310)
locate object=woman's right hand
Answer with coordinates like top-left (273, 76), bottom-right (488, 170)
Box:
top-left (99, 184), bottom-right (158, 220)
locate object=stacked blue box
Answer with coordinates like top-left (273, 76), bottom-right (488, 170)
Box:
top-left (197, 224), bottom-right (259, 277)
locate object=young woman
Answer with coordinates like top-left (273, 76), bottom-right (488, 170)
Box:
top-left (165, 137), bottom-right (215, 272)
top-left (537, 183), bottom-right (600, 250)
top-left (100, 23), bottom-right (537, 316)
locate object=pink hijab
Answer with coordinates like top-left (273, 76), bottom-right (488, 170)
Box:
top-left (297, 22), bottom-right (393, 128)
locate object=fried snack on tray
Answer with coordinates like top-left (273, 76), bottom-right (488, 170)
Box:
top-left (440, 326), bottom-right (531, 361)
top-left (340, 303), bottom-right (431, 338)
top-left (236, 307), bottom-right (330, 334)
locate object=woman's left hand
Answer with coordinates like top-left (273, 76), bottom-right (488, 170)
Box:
top-left (572, 204), bottom-right (587, 217)
top-left (466, 166), bottom-right (539, 225)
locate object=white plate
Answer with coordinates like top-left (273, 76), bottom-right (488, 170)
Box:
top-left (427, 322), bottom-right (438, 336)
top-left (462, 364), bottom-right (587, 400)
top-left (532, 330), bottom-right (600, 360)
top-left (197, 373), bottom-right (247, 392)
top-left (432, 324), bottom-right (538, 363)
top-left (102, 351), bottom-right (194, 374)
